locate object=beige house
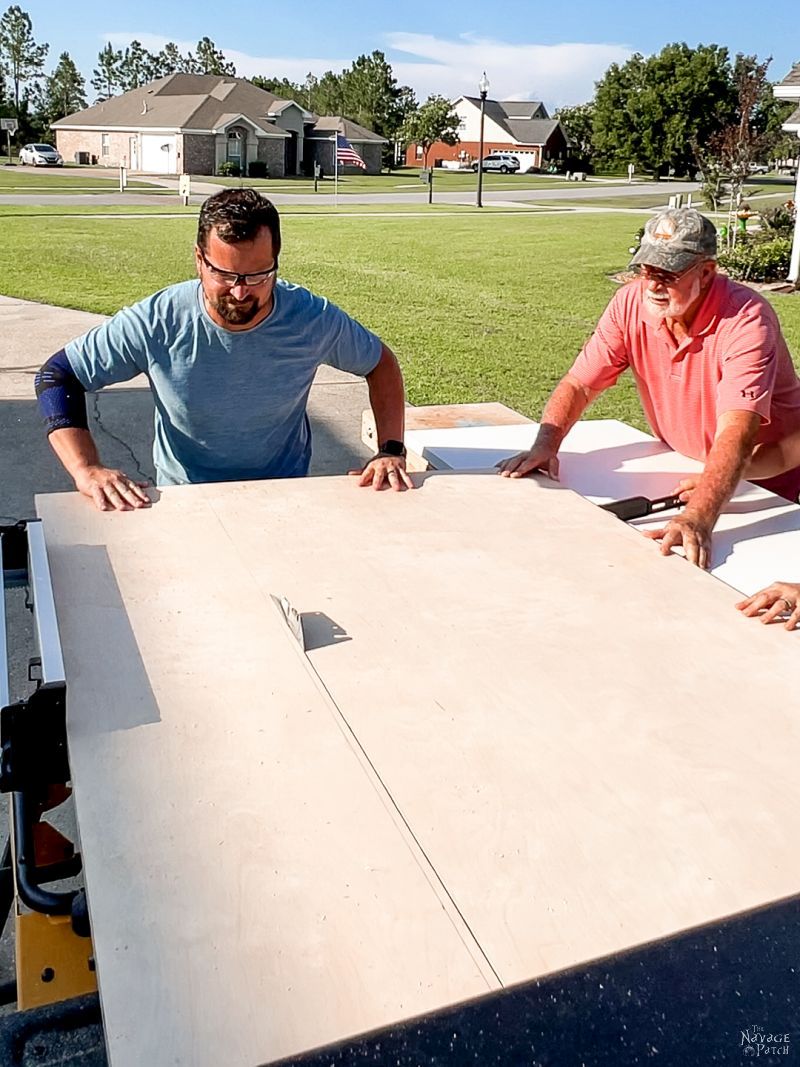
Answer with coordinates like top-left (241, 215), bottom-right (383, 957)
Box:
top-left (52, 74), bottom-right (385, 177)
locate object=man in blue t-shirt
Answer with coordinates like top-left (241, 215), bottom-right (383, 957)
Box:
top-left (36, 188), bottom-right (413, 511)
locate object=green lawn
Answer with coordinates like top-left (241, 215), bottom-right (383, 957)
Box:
top-left (0, 203), bottom-right (542, 221)
top-left (203, 168), bottom-right (639, 195)
top-left (532, 194), bottom-right (683, 210)
top-left (0, 167), bottom-right (161, 191)
top-left (0, 204), bottom-right (197, 217)
top-left (4, 210), bottom-right (800, 429)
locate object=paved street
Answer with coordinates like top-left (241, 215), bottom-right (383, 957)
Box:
top-left (0, 172), bottom-right (699, 208)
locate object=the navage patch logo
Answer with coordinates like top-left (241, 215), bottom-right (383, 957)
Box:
top-left (741, 1024), bottom-right (791, 1057)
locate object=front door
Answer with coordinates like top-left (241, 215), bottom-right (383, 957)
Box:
top-left (129, 136), bottom-right (138, 171)
top-left (227, 127), bottom-right (247, 175)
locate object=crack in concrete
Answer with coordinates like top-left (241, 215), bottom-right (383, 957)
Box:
top-left (89, 395), bottom-right (151, 484)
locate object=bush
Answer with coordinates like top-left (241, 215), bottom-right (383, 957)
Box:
top-left (718, 237), bottom-right (792, 282)
top-left (217, 161), bottom-right (240, 177)
top-left (760, 201), bottom-right (795, 240)
top-left (248, 160), bottom-right (268, 178)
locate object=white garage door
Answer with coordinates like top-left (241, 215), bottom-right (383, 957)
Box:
top-left (141, 134), bottom-right (176, 174)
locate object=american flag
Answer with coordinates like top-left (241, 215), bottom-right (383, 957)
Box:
top-left (336, 133), bottom-right (366, 170)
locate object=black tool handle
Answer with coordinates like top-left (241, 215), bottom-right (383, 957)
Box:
top-left (648, 493), bottom-right (684, 514)
top-left (600, 493), bottom-right (684, 521)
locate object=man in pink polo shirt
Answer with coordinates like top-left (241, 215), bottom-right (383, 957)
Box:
top-left (499, 207), bottom-right (800, 569)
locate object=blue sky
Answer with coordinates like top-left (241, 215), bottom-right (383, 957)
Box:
top-left (22, 0), bottom-right (799, 109)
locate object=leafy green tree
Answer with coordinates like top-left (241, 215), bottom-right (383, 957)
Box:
top-left (34, 50), bottom-right (86, 127)
top-left (193, 37), bottom-right (235, 76)
top-left (92, 42), bottom-right (123, 99)
top-left (0, 5), bottom-right (48, 116)
top-left (341, 51), bottom-right (397, 133)
top-left (311, 70), bottom-right (346, 115)
top-left (153, 42), bottom-right (194, 77)
top-left (250, 74), bottom-right (303, 99)
top-left (554, 102), bottom-right (595, 163)
top-left (401, 95), bottom-right (460, 167)
top-left (757, 82), bottom-right (796, 162)
top-left (340, 51), bottom-right (415, 166)
top-left (694, 55), bottom-right (776, 236)
top-left (118, 39), bottom-right (156, 91)
top-left (593, 43), bottom-right (736, 177)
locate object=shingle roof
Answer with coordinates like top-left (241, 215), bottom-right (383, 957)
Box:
top-left (306, 116), bottom-right (388, 143)
top-left (460, 96), bottom-right (559, 145)
top-left (460, 97), bottom-right (558, 147)
top-left (782, 105), bottom-right (800, 128)
top-left (503, 119), bottom-right (561, 145)
top-left (53, 74), bottom-right (289, 136)
top-left (777, 64), bottom-right (800, 87)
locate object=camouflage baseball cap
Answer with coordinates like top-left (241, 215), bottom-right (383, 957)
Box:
top-left (630, 207), bottom-right (717, 273)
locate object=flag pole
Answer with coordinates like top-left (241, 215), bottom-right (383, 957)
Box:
top-left (333, 131), bottom-right (338, 208)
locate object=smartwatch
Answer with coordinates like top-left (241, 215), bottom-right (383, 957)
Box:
top-left (378, 439), bottom-right (407, 458)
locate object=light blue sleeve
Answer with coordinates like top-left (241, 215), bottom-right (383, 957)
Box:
top-left (320, 301), bottom-right (383, 377)
top-left (65, 299), bottom-right (155, 390)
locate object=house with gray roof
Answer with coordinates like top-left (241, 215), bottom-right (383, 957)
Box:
top-left (52, 74), bottom-right (386, 177)
top-left (404, 96), bottom-right (567, 172)
top-left (775, 64), bottom-right (800, 140)
top-left (774, 65), bottom-right (800, 281)
top-left (305, 116), bottom-right (387, 175)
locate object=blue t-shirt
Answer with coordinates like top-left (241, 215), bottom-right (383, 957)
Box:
top-left (65, 279), bottom-right (382, 485)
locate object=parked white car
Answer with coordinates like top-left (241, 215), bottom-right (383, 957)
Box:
top-left (19, 143), bottom-right (63, 167)
top-left (471, 153), bottom-right (521, 174)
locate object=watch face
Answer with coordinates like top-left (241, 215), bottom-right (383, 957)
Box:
top-left (380, 440), bottom-right (406, 456)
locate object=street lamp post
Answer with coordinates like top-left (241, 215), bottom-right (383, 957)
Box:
top-left (476, 72), bottom-right (489, 208)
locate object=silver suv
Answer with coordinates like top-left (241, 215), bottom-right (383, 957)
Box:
top-left (472, 153), bottom-right (521, 174)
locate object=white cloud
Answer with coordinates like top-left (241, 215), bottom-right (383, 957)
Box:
top-left (386, 33), bottom-right (633, 107)
top-left (102, 30), bottom-right (632, 109)
top-left (103, 32), bottom-right (351, 83)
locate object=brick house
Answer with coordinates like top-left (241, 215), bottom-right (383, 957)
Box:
top-left (52, 74), bottom-right (385, 177)
top-left (304, 117), bottom-right (387, 175)
top-left (405, 96), bottom-right (567, 172)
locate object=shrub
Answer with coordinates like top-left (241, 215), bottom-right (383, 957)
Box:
top-left (248, 160), bottom-right (268, 179)
top-left (760, 201), bottom-right (795, 240)
top-left (718, 237), bottom-right (791, 282)
top-left (217, 161), bottom-right (240, 177)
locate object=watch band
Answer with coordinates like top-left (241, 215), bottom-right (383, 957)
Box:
top-left (377, 439), bottom-right (407, 458)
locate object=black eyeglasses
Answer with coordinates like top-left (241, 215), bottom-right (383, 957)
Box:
top-left (199, 248), bottom-right (279, 287)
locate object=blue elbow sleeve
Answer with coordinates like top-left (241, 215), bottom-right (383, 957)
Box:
top-left (35, 350), bottom-right (88, 434)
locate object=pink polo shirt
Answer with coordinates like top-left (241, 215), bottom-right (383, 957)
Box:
top-left (570, 274), bottom-right (800, 501)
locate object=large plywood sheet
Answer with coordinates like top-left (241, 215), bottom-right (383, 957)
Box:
top-left (197, 475), bottom-right (800, 982)
top-left (35, 489), bottom-right (495, 1067)
top-left (407, 418), bottom-right (800, 593)
top-left (36, 472), bottom-right (800, 1063)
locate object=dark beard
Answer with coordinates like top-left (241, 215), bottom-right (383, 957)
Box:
top-left (209, 293), bottom-right (260, 325)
